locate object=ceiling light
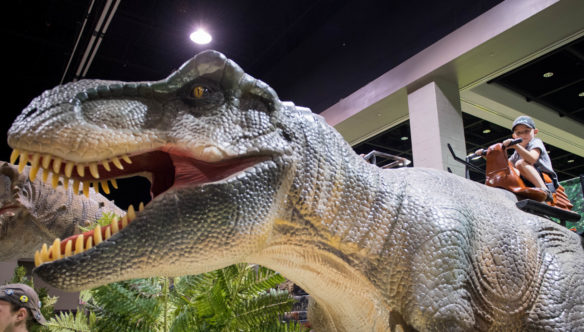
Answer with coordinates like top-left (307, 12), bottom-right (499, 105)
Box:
top-left (578, 91), bottom-right (584, 97)
top-left (400, 136), bottom-right (408, 141)
top-left (482, 129), bottom-right (491, 134)
top-left (190, 28), bottom-right (212, 45)
top-left (567, 159), bottom-right (574, 163)
top-left (542, 72), bottom-right (554, 78)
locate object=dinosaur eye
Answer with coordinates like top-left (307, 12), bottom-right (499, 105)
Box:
top-left (192, 85), bottom-right (208, 99)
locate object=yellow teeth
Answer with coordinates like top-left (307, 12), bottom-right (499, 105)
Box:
top-left (112, 157), bottom-right (124, 170)
top-left (122, 155), bottom-right (132, 164)
top-left (64, 240), bottom-right (73, 257)
top-left (93, 225), bottom-right (102, 245)
top-left (111, 217), bottom-right (119, 234)
top-left (9, 150), bottom-right (135, 198)
top-left (34, 203), bottom-right (144, 266)
top-left (65, 162), bottom-right (74, 177)
top-left (51, 173), bottom-right (60, 189)
top-left (102, 160), bottom-right (111, 172)
top-left (83, 181), bottom-right (90, 197)
top-left (89, 163), bottom-right (100, 179)
top-left (73, 179), bottom-right (81, 194)
top-left (10, 149), bottom-right (19, 164)
top-left (51, 239), bottom-right (62, 260)
top-left (76, 164), bottom-right (85, 177)
top-left (40, 244), bottom-right (49, 262)
top-left (127, 205), bottom-right (136, 220)
top-left (75, 235), bottom-right (85, 255)
top-left (41, 155), bottom-right (51, 169)
top-left (29, 154), bottom-right (41, 182)
top-left (53, 157), bottom-right (62, 174)
top-left (100, 180), bottom-right (110, 194)
top-left (18, 153), bottom-right (28, 173)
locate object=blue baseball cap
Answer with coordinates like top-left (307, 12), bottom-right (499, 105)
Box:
top-left (512, 115), bottom-right (536, 131)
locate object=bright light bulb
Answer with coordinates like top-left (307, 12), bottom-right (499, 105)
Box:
top-left (542, 72), bottom-right (554, 78)
top-left (190, 29), bottom-right (212, 45)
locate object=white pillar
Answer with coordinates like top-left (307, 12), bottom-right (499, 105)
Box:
top-left (408, 81), bottom-right (466, 176)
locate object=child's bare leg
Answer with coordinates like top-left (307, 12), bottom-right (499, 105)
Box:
top-left (515, 159), bottom-right (546, 189)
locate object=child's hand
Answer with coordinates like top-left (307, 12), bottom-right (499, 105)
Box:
top-left (474, 148), bottom-right (484, 156)
top-left (502, 138), bottom-right (515, 148)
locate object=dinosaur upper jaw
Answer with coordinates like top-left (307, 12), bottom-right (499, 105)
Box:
top-left (9, 147), bottom-right (271, 266)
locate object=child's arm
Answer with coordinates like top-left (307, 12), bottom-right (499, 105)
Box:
top-left (504, 138), bottom-right (541, 164)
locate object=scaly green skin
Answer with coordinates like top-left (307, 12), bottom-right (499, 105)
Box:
top-left (0, 161), bottom-right (123, 260)
top-left (7, 51), bottom-right (584, 331)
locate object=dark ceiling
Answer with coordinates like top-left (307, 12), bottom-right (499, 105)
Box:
top-left (4, 0), bottom-right (583, 208)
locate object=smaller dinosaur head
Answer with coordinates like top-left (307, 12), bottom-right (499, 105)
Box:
top-left (0, 162), bottom-right (121, 261)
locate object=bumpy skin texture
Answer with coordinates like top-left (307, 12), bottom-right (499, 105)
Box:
top-left (0, 162), bottom-right (123, 261)
top-left (7, 51), bottom-right (584, 331)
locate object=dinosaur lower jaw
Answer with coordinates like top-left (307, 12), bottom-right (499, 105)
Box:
top-left (9, 148), bottom-right (270, 266)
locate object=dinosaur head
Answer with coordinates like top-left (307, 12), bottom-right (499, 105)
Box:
top-left (7, 51), bottom-right (299, 290)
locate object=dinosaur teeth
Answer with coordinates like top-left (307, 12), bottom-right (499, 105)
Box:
top-left (29, 154), bottom-right (41, 182)
top-left (83, 181), bottom-right (90, 197)
top-left (111, 217), bottom-right (119, 234)
top-left (76, 164), bottom-right (85, 177)
top-left (42, 169), bottom-right (50, 183)
top-left (51, 173), bottom-right (60, 189)
top-left (75, 234), bottom-right (85, 255)
top-left (89, 163), bottom-right (100, 179)
top-left (73, 179), bottom-right (81, 194)
top-left (122, 155), bottom-right (132, 164)
top-left (18, 153), bottom-right (28, 173)
top-left (127, 204), bottom-right (136, 220)
top-left (10, 149), bottom-right (19, 164)
top-left (93, 225), bottom-right (103, 245)
top-left (52, 157), bottom-right (62, 174)
top-left (100, 180), bottom-right (110, 194)
top-left (41, 155), bottom-right (52, 169)
top-left (64, 239), bottom-right (73, 257)
top-left (34, 250), bottom-right (41, 267)
top-left (102, 160), bottom-right (111, 172)
top-left (64, 162), bottom-right (74, 177)
top-left (34, 201), bottom-right (147, 266)
top-left (40, 244), bottom-right (49, 262)
top-left (51, 238), bottom-right (62, 260)
top-left (111, 157), bottom-right (124, 170)
top-left (86, 236), bottom-right (93, 250)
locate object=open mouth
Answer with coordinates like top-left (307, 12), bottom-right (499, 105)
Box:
top-left (9, 148), bottom-right (268, 266)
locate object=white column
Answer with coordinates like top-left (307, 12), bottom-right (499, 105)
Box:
top-left (407, 81), bottom-right (466, 176)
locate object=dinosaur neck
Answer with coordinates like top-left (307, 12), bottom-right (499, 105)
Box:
top-left (287, 120), bottom-right (405, 255)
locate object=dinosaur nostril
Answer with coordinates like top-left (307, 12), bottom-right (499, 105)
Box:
top-left (22, 107), bottom-right (39, 118)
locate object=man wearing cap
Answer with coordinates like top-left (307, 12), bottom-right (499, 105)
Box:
top-left (0, 283), bottom-right (47, 331)
top-left (504, 115), bottom-right (558, 201)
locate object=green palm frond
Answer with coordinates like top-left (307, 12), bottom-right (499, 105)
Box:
top-left (89, 278), bottom-right (165, 331)
top-left (43, 310), bottom-right (92, 332)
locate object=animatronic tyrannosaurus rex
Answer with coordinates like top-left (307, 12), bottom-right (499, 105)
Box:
top-left (7, 51), bottom-right (584, 331)
top-left (0, 161), bottom-right (123, 261)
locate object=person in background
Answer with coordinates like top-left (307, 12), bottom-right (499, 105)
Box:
top-left (0, 283), bottom-right (47, 332)
top-left (477, 115), bottom-right (558, 201)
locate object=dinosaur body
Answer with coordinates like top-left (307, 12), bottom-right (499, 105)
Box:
top-left (7, 51), bottom-right (584, 331)
top-left (0, 161), bottom-right (123, 261)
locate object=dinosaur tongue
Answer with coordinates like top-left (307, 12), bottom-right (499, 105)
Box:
top-left (170, 154), bottom-right (270, 189)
